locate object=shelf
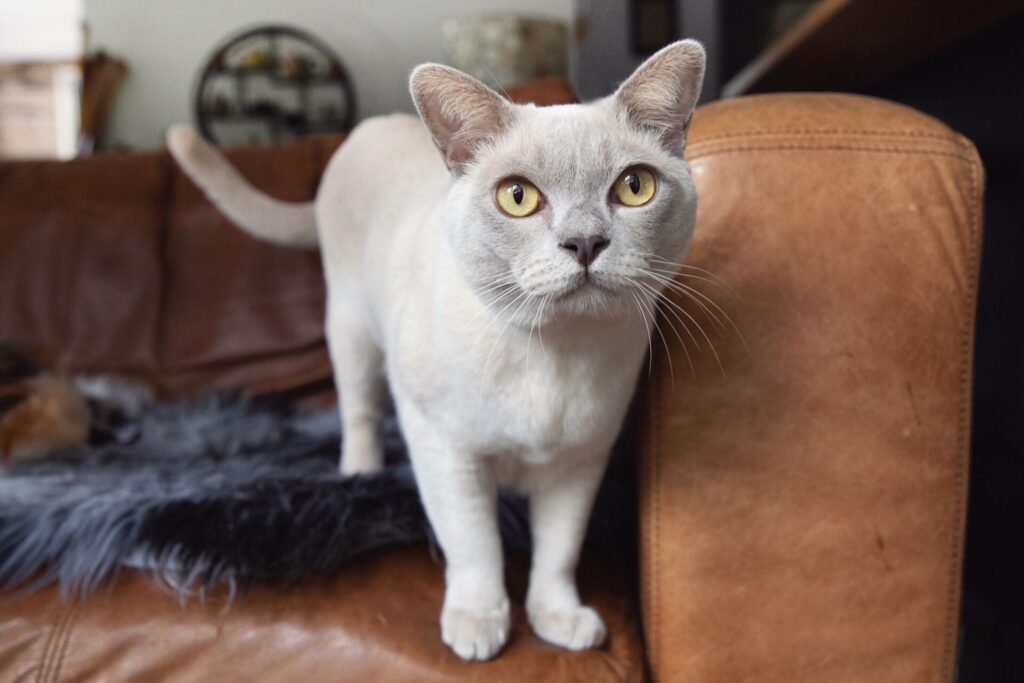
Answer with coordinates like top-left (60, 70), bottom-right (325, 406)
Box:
top-left (206, 67), bottom-right (346, 86)
top-left (207, 111), bottom-right (344, 125)
top-left (722, 0), bottom-right (1024, 97)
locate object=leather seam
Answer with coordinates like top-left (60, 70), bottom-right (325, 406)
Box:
top-left (686, 143), bottom-right (975, 165)
top-left (692, 128), bottom-right (957, 143)
top-left (642, 362), bottom-right (662, 679)
top-left (941, 137), bottom-right (982, 683)
top-left (48, 603), bottom-right (80, 683)
top-left (32, 607), bottom-right (61, 683)
top-left (35, 603), bottom-right (74, 683)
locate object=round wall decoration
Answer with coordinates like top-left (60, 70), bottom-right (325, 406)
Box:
top-left (194, 25), bottom-right (356, 146)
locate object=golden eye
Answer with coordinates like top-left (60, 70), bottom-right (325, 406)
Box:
top-left (496, 177), bottom-right (542, 217)
top-left (613, 166), bottom-right (656, 207)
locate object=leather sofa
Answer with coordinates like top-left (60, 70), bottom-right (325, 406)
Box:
top-left (0, 80), bottom-right (982, 682)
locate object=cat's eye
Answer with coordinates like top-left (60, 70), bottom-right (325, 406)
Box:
top-left (612, 166), bottom-right (657, 207)
top-left (495, 177), bottom-right (542, 217)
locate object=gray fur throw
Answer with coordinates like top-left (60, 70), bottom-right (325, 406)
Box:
top-left (0, 390), bottom-right (630, 598)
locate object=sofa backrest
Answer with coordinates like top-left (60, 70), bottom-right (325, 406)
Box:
top-left (0, 79), bottom-right (576, 397)
top-left (0, 135), bottom-right (339, 397)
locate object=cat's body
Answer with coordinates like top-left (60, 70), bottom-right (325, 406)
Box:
top-left (323, 113), bottom-right (647, 462)
top-left (169, 40), bottom-right (705, 661)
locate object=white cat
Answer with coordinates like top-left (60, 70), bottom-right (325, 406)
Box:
top-left (168, 39), bottom-right (705, 661)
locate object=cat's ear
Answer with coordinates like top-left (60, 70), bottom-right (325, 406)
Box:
top-left (410, 64), bottom-right (513, 174)
top-left (614, 39), bottom-right (706, 153)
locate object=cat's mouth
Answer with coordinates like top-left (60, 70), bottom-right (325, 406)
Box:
top-left (553, 273), bottom-right (616, 302)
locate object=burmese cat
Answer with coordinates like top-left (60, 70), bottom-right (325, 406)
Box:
top-left (168, 39), bottom-right (705, 660)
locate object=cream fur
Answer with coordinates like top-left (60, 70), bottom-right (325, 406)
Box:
top-left (168, 39), bottom-right (705, 661)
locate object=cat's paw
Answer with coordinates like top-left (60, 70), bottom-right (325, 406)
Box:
top-left (441, 599), bottom-right (511, 661)
top-left (528, 604), bottom-right (607, 651)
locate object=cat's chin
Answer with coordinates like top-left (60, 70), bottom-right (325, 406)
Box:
top-left (544, 281), bottom-right (632, 321)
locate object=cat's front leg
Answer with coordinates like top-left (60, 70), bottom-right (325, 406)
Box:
top-left (400, 402), bottom-right (509, 661)
top-left (525, 455), bottom-right (610, 650)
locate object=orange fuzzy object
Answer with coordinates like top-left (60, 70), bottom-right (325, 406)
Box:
top-left (0, 376), bottom-right (90, 462)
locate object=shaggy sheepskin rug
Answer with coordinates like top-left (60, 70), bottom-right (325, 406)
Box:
top-left (0, 390), bottom-right (631, 597)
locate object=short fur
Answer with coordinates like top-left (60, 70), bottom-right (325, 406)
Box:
top-left (168, 40), bottom-right (705, 660)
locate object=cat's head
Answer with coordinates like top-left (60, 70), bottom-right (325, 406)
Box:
top-left (410, 40), bottom-right (705, 325)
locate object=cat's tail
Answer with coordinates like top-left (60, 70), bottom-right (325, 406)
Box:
top-left (166, 125), bottom-right (319, 248)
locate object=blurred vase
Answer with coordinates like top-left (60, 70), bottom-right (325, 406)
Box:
top-left (441, 14), bottom-right (568, 88)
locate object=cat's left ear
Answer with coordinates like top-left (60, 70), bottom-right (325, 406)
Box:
top-left (614, 39), bottom-right (706, 153)
top-left (410, 64), bottom-right (513, 174)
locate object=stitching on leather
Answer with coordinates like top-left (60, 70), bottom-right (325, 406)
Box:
top-left (642, 363), bottom-right (662, 679)
top-left (34, 606), bottom-right (66, 683)
top-left (47, 605), bottom-right (76, 683)
top-left (35, 603), bottom-right (73, 683)
top-left (692, 128), bottom-right (956, 143)
top-left (32, 606), bottom-right (61, 683)
top-left (687, 143), bottom-right (976, 166)
top-left (940, 138), bottom-right (982, 683)
top-left (48, 603), bottom-right (80, 683)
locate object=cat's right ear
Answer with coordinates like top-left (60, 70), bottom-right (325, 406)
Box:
top-left (410, 64), bottom-right (513, 174)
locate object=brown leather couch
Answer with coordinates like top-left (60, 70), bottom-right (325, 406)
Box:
top-left (0, 82), bottom-right (982, 682)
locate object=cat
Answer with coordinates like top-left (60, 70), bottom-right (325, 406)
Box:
top-left (168, 39), bottom-right (705, 661)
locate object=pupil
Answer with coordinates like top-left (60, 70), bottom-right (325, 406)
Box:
top-left (511, 184), bottom-right (524, 204)
top-left (627, 174), bottom-right (640, 194)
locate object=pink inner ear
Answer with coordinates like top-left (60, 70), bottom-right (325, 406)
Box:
top-left (615, 41), bottom-right (705, 150)
top-left (412, 65), bottom-right (512, 172)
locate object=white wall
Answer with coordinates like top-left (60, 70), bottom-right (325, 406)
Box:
top-left (83, 0), bottom-right (572, 149)
top-left (0, 0), bottom-right (83, 61)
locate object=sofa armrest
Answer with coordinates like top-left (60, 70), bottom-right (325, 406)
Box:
top-left (640, 93), bottom-right (982, 682)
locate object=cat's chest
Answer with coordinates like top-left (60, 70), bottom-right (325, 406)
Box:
top-left (386, 279), bottom-right (647, 458)
top-left (439, 329), bottom-right (644, 457)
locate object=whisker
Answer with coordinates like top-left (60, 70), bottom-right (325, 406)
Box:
top-left (645, 271), bottom-right (751, 356)
top-left (471, 287), bottom-right (529, 355)
top-left (483, 290), bottom-right (533, 378)
top-left (624, 276), bottom-right (696, 378)
top-left (636, 287), bottom-right (675, 391)
top-left (473, 274), bottom-right (518, 298)
top-left (634, 278), bottom-right (726, 377)
top-left (628, 276), bottom-right (701, 350)
top-left (525, 298), bottom-right (540, 400)
top-left (537, 294), bottom-right (550, 354)
top-left (628, 291), bottom-right (654, 377)
top-left (642, 254), bottom-right (740, 299)
top-left (645, 267), bottom-right (740, 299)
top-left (644, 272), bottom-right (727, 330)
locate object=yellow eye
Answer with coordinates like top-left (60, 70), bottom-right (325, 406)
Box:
top-left (613, 166), bottom-right (656, 207)
top-left (496, 177), bottom-right (542, 217)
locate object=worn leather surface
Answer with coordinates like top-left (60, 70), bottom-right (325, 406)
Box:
top-left (0, 135), bottom-right (338, 397)
top-left (0, 548), bottom-right (642, 683)
top-left (641, 93), bottom-right (982, 682)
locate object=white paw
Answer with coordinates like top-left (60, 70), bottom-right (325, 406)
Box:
top-left (441, 599), bottom-right (511, 661)
top-left (528, 604), bottom-right (607, 651)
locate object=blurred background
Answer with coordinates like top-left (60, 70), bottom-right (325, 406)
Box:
top-left (1, 0), bottom-right (1021, 679)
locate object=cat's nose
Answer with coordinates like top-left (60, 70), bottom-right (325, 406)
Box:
top-left (560, 235), bottom-right (609, 269)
